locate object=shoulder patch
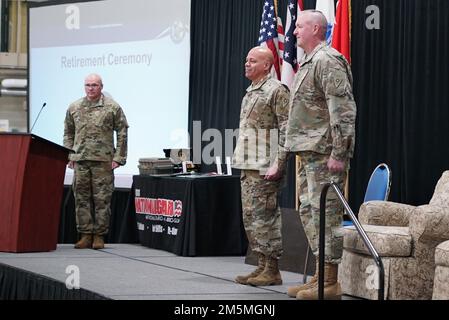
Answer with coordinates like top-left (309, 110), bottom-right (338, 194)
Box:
top-left (325, 68), bottom-right (348, 96)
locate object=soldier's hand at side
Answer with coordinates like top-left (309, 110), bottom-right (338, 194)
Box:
top-left (264, 164), bottom-right (282, 181)
top-left (112, 161), bottom-right (121, 170)
top-left (327, 157), bottom-right (345, 173)
top-left (68, 161), bottom-right (74, 169)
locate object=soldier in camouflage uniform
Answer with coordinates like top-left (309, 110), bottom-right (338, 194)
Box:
top-left (284, 10), bottom-right (356, 299)
top-left (63, 74), bottom-right (129, 250)
top-left (232, 47), bottom-right (289, 286)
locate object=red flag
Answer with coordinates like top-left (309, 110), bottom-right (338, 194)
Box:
top-left (332, 0), bottom-right (351, 64)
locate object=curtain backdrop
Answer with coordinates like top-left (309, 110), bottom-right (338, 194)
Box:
top-left (189, 0), bottom-right (449, 210)
top-left (350, 0), bottom-right (449, 209)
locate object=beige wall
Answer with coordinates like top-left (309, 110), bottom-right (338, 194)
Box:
top-left (0, 1), bottom-right (28, 133)
top-left (8, 0), bottom-right (27, 54)
top-left (0, 95), bottom-right (27, 132)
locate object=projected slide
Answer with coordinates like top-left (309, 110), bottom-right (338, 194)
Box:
top-left (29, 0), bottom-right (191, 187)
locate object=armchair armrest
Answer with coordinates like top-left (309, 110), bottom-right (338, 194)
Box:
top-left (410, 204), bottom-right (449, 243)
top-left (358, 200), bottom-right (416, 226)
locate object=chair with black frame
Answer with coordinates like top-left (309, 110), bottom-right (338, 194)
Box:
top-left (297, 163), bottom-right (392, 291)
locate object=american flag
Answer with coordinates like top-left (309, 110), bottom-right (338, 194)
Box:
top-left (281, 0), bottom-right (305, 88)
top-left (258, 0), bottom-right (283, 80)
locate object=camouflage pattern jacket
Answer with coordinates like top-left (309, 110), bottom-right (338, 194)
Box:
top-left (285, 42), bottom-right (356, 161)
top-left (63, 95), bottom-right (129, 164)
top-left (233, 76), bottom-right (289, 171)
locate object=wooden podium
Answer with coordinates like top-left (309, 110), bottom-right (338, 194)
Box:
top-left (0, 133), bottom-right (70, 252)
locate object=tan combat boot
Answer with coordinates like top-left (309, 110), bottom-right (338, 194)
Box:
top-left (287, 259), bottom-right (319, 298)
top-left (74, 234), bottom-right (92, 249)
top-left (92, 234), bottom-right (105, 250)
top-left (247, 257), bottom-right (282, 286)
top-left (235, 254), bottom-right (266, 285)
top-left (296, 262), bottom-right (342, 300)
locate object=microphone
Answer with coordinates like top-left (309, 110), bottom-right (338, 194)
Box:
top-left (30, 102), bottom-right (46, 133)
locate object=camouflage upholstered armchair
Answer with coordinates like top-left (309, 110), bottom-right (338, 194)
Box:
top-left (338, 171), bottom-right (449, 300)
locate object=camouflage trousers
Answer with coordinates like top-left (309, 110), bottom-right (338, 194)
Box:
top-left (297, 152), bottom-right (347, 264)
top-left (240, 170), bottom-right (283, 259)
top-left (73, 161), bottom-right (114, 236)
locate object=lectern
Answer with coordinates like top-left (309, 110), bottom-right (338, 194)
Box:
top-left (0, 133), bottom-right (70, 252)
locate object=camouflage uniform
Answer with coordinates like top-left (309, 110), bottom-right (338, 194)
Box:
top-left (233, 76), bottom-right (289, 259)
top-left (63, 95), bottom-right (129, 236)
top-left (285, 42), bottom-right (356, 264)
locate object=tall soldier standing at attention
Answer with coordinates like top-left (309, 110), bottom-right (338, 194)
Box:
top-left (285, 10), bottom-right (357, 300)
top-left (64, 73), bottom-right (129, 250)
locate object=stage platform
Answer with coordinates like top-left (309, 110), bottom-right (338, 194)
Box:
top-left (0, 244), bottom-right (312, 300)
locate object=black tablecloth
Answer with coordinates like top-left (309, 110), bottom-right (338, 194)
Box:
top-left (59, 186), bottom-right (139, 244)
top-left (133, 174), bottom-right (248, 256)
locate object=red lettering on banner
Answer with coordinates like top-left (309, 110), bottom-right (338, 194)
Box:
top-left (162, 200), bottom-right (166, 215)
top-left (174, 200), bottom-right (182, 217)
top-left (135, 198), bottom-right (143, 213)
top-left (157, 199), bottom-right (162, 214)
top-left (167, 201), bottom-right (174, 216)
top-left (135, 197), bottom-right (182, 217)
top-left (144, 198), bottom-right (149, 213)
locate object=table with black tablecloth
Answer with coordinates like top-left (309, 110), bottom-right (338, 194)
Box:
top-left (133, 174), bottom-right (248, 256)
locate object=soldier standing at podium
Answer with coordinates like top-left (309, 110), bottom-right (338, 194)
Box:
top-left (232, 47), bottom-right (289, 286)
top-left (63, 73), bottom-right (129, 249)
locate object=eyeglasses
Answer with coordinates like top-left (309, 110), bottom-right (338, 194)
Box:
top-left (84, 84), bottom-right (101, 88)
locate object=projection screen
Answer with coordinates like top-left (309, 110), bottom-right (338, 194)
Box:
top-left (28, 0), bottom-right (191, 187)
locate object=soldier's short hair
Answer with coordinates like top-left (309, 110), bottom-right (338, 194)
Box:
top-left (85, 73), bottom-right (103, 86)
top-left (302, 9), bottom-right (328, 41)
